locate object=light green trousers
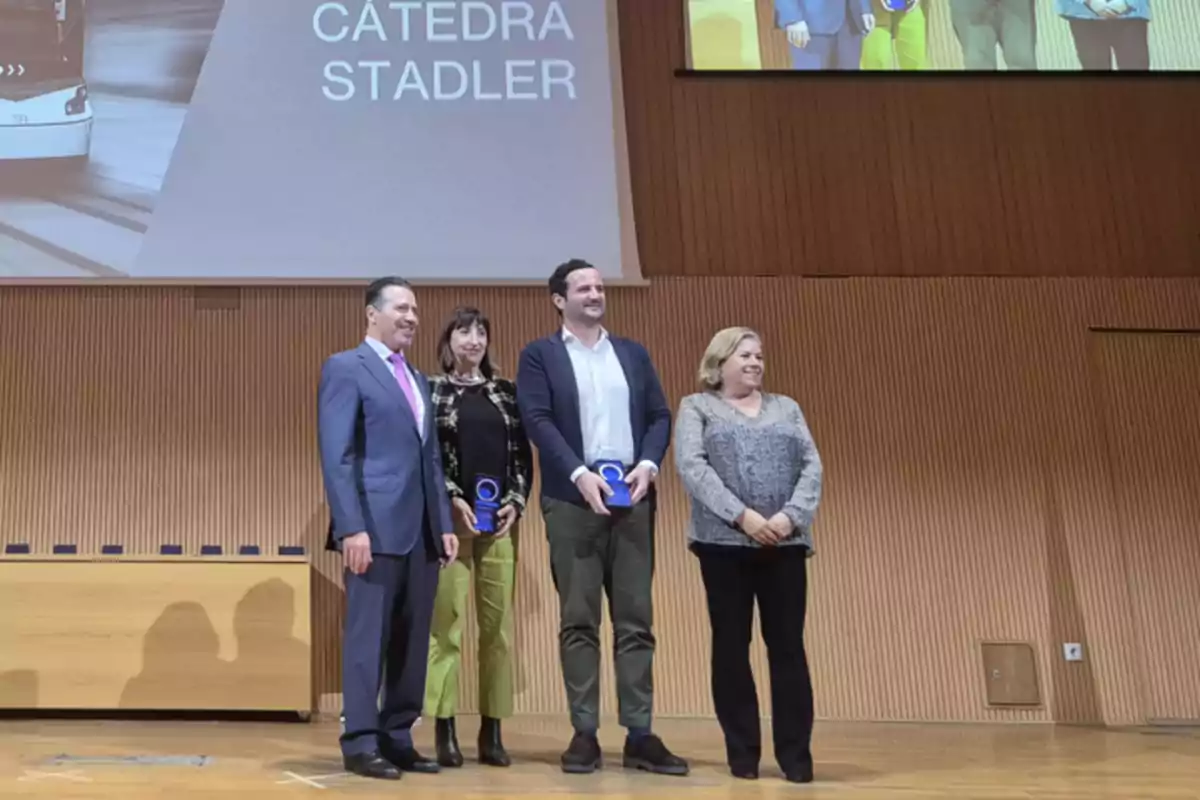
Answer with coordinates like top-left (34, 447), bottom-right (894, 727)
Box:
top-left (862, 4), bottom-right (928, 70)
top-left (423, 525), bottom-right (517, 719)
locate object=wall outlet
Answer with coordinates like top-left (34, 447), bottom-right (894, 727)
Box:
top-left (1063, 643), bottom-right (1084, 662)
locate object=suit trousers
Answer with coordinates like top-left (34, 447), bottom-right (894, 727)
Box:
top-left (543, 497), bottom-right (655, 733)
top-left (789, 23), bottom-right (864, 70)
top-left (340, 532), bottom-right (439, 757)
top-left (695, 544), bottom-right (814, 774)
top-left (424, 523), bottom-right (518, 719)
top-left (950, 0), bottom-right (1036, 70)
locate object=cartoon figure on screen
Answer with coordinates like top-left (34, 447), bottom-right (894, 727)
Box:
top-left (1056, 0), bottom-right (1151, 70)
top-left (774, 0), bottom-right (877, 70)
top-left (949, 0), bottom-right (1037, 70)
top-left (862, 0), bottom-right (928, 70)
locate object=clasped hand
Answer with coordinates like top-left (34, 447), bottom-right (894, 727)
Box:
top-left (452, 496), bottom-right (518, 537)
top-left (737, 509), bottom-right (794, 546)
top-left (1086, 0), bottom-right (1130, 17)
top-left (575, 463), bottom-right (654, 515)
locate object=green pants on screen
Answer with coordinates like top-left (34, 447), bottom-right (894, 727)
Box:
top-left (862, 2), bottom-right (927, 70)
top-left (424, 528), bottom-right (517, 719)
top-left (950, 0), bottom-right (1037, 70)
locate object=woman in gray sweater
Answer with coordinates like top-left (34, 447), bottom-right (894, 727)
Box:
top-left (672, 327), bottom-right (824, 784)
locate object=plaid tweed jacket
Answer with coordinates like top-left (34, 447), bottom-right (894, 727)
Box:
top-left (429, 374), bottom-right (533, 511)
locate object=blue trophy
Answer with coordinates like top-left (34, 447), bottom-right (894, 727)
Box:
top-left (882, 0), bottom-right (917, 10)
top-left (473, 475), bottom-right (501, 534)
top-left (594, 461), bottom-right (632, 508)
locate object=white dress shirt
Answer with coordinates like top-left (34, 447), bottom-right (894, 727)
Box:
top-left (562, 326), bottom-right (658, 483)
top-left (364, 336), bottom-right (426, 436)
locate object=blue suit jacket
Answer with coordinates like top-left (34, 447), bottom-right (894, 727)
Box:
top-left (318, 342), bottom-right (453, 558)
top-left (516, 331), bottom-right (671, 506)
top-left (775, 0), bottom-right (873, 36)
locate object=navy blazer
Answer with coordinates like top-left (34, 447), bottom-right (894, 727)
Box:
top-left (516, 331), bottom-right (672, 505)
top-left (318, 342), bottom-right (454, 557)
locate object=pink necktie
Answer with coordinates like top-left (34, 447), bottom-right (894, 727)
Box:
top-left (387, 352), bottom-right (421, 424)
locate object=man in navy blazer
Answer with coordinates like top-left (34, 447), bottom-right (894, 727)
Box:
top-left (318, 276), bottom-right (458, 781)
top-left (775, 0), bottom-right (876, 69)
top-left (516, 259), bottom-right (687, 777)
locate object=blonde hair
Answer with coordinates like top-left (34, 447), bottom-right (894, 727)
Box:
top-left (697, 327), bottom-right (760, 389)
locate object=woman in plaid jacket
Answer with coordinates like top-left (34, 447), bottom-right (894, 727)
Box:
top-left (423, 306), bottom-right (532, 769)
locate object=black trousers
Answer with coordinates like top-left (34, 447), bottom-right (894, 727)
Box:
top-left (695, 544), bottom-right (813, 773)
top-left (1068, 19), bottom-right (1149, 71)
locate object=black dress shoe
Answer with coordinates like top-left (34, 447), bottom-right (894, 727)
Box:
top-left (343, 751), bottom-right (402, 780)
top-left (622, 733), bottom-right (689, 776)
top-left (380, 743), bottom-right (441, 774)
top-left (435, 718), bottom-right (464, 768)
top-left (478, 716), bottom-right (511, 767)
top-left (561, 731), bottom-right (602, 774)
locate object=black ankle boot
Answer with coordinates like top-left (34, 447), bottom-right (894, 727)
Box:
top-left (478, 716), bottom-right (511, 767)
top-left (435, 717), bottom-right (463, 768)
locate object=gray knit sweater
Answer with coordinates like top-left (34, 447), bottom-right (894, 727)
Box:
top-left (672, 391), bottom-right (823, 553)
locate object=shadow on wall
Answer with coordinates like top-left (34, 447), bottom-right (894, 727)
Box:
top-left (120, 579), bottom-right (309, 712)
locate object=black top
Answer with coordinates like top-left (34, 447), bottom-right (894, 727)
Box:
top-left (456, 384), bottom-right (508, 503)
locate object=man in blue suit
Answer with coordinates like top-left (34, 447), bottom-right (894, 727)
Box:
top-left (775, 0), bottom-right (876, 69)
top-left (516, 259), bottom-right (686, 777)
top-left (318, 276), bottom-right (458, 781)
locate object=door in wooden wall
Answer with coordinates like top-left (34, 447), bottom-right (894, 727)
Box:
top-left (1092, 331), bottom-right (1200, 724)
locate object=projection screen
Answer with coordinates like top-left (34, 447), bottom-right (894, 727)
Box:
top-left (684, 0), bottom-right (1199, 72)
top-left (0, 0), bottom-right (642, 283)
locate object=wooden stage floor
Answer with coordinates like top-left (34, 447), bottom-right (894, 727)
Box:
top-left (2, 715), bottom-right (1198, 798)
